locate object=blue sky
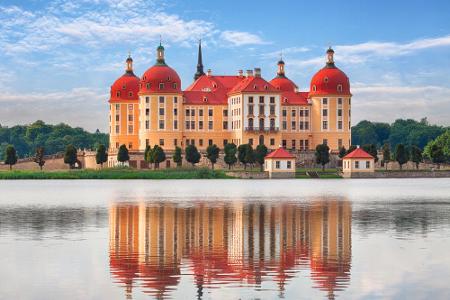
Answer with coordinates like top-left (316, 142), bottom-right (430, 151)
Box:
top-left (0, 0), bottom-right (449, 131)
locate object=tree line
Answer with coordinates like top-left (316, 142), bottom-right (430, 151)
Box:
top-left (0, 120), bottom-right (108, 160)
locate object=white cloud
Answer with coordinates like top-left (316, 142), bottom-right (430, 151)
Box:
top-left (261, 46), bottom-right (310, 60)
top-left (351, 84), bottom-right (450, 126)
top-left (0, 88), bottom-right (109, 132)
top-left (220, 30), bottom-right (268, 46)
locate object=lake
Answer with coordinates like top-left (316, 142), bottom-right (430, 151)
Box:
top-left (0, 179), bottom-right (449, 300)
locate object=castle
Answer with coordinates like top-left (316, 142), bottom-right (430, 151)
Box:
top-left (108, 42), bottom-right (351, 165)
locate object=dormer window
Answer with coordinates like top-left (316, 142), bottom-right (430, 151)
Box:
top-left (167, 76), bottom-right (171, 81)
top-left (324, 77), bottom-right (329, 83)
top-left (173, 82), bottom-right (177, 89)
top-left (122, 85), bottom-right (126, 89)
top-left (264, 85), bottom-right (268, 90)
top-left (203, 97), bottom-right (208, 102)
top-left (212, 83), bottom-right (217, 88)
top-left (159, 83), bottom-right (164, 90)
top-left (116, 91), bottom-right (120, 97)
top-left (253, 84), bottom-right (257, 90)
top-left (337, 84), bottom-right (343, 92)
top-left (312, 85), bottom-right (317, 92)
top-left (128, 92), bottom-right (133, 97)
top-left (139, 83), bottom-right (142, 89)
top-left (146, 83), bottom-right (151, 90)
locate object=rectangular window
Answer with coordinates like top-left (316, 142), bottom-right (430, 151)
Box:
top-left (115, 125), bottom-right (119, 133)
top-left (191, 121), bottom-right (195, 130)
top-left (366, 161), bottom-right (370, 168)
top-left (159, 108), bottom-right (164, 115)
top-left (287, 161), bottom-right (292, 169)
top-left (338, 139), bottom-right (343, 148)
top-left (338, 98), bottom-right (343, 105)
top-left (199, 139), bottom-right (203, 147)
top-left (305, 140), bottom-right (309, 150)
top-left (223, 109), bottom-right (228, 117)
top-left (270, 97), bottom-right (275, 104)
top-left (282, 121), bottom-right (287, 130)
top-left (159, 120), bottom-right (164, 129)
top-left (338, 109), bottom-right (342, 117)
top-left (159, 96), bottom-right (164, 103)
top-left (146, 139), bottom-right (149, 146)
top-left (185, 109), bottom-right (190, 116)
top-left (323, 121), bottom-right (328, 130)
top-left (291, 140), bottom-right (296, 149)
top-left (322, 98), bottom-right (328, 105)
top-left (145, 97), bottom-right (149, 104)
top-left (115, 104), bottom-right (120, 110)
top-left (270, 138), bottom-right (275, 146)
top-left (259, 96), bottom-right (264, 104)
top-left (249, 138), bottom-right (253, 145)
top-left (223, 139), bottom-right (228, 146)
top-left (159, 83), bottom-right (164, 90)
top-left (338, 121), bottom-right (343, 130)
top-left (305, 121), bottom-right (310, 130)
top-left (159, 139), bottom-right (164, 146)
top-left (174, 96), bottom-right (178, 104)
top-left (208, 139), bottom-right (213, 146)
top-left (208, 120), bottom-right (213, 130)
top-left (322, 109), bottom-right (328, 117)
top-left (174, 139), bottom-right (178, 146)
top-left (249, 96), bottom-right (254, 103)
top-left (305, 109), bottom-right (309, 117)
top-left (173, 108), bottom-right (178, 116)
top-left (115, 115), bottom-right (120, 122)
top-left (145, 120), bottom-right (149, 129)
top-left (323, 139), bottom-right (328, 145)
top-left (208, 109), bottom-right (213, 117)
top-left (128, 125), bottom-right (133, 133)
top-left (174, 120), bottom-right (178, 130)
top-left (128, 104), bottom-right (133, 111)
top-left (270, 105), bottom-right (275, 115)
top-left (291, 109), bottom-right (296, 117)
top-left (300, 110), bottom-right (304, 117)
top-left (145, 108), bottom-right (149, 116)
top-left (355, 161), bottom-right (360, 169)
top-left (300, 121), bottom-right (304, 130)
top-left (191, 109), bottom-right (195, 117)
top-left (282, 109), bottom-right (287, 117)
top-left (248, 105), bottom-right (254, 115)
top-left (282, 140), bottom-right (287, 148)
top-left (276, 161), bottom-right (280, 169)
top-left (128, 143), bottom-right (132, 149)
top-left (291, 121), bottom-right (296, 130)
top-left (259, 105), bottom-right (265, 115)
top-left (199, 120), bottom-right (203, 130)
top-left (185, 121), bottom-right (190, 130)
top-left (223, 121), bottom-right (228, 130)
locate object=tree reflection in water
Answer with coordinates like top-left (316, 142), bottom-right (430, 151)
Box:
top-left (109, 200), bottom-right (352, 300)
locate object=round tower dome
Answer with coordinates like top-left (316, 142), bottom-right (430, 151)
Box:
top-left (309, 47), bottom-right (350, 97)
top-left (140, 43), bottom-right (181, 94)
top-left (110, 55), bottom-right (140, 101)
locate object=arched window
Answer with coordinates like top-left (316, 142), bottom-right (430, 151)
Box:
top-left (146, 83), bottom-right (150, 90)
top-left (248, 118), bottom-right (254, 129)
top-left (173, 82), bottom-right (177, 89)
top-left (116, 91), bottom-right (120, 97)
top-left (259, 118), bottom-right (265, 129)
top-left (312, 85), bottom-right (317, 92)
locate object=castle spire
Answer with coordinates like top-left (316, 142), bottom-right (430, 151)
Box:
top-left (125, 53), bottom-right (134, 74)
top-left (326, 47), bottom-right (335, 68)
top-left (155, 39), bottom-right (166, 66)
top-left (194, 39), bottom-right (205, 80)
top-left (277, 52), bottom-right (285, 77)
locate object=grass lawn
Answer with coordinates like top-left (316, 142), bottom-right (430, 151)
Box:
top-left (0, 167), bottom-right (231, 180)
top-left (295, 168), bottom-right (342, 179)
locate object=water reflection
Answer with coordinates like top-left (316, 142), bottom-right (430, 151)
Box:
top-left (109, 200), bottom-right (351, 299)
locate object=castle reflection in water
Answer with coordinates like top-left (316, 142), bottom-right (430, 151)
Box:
top-left (109, 200), bottom-right (351, 299)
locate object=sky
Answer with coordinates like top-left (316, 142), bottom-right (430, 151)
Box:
top-left (0, 0), bottom-right (449, 132)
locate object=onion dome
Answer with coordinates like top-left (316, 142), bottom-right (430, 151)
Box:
top-left (269, 59), bottom-right (298, 92)
top-left (140, 43), bottom-right (181, 94)
top-left (109, 54), bottom-right (140, 102)
top-left (309, 47), bottom-right (350, 97)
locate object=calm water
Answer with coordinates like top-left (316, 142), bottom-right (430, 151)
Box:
top-left (0, 179), bottom-right (450, 300)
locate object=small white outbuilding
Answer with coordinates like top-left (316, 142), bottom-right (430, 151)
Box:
top-left (264, 147), bottom-right (296, 178)
top-left (342, 147), bottom-right (375, 178)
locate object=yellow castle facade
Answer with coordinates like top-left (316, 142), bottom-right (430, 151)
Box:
top-left (108, 42), bottom-right (352, 155)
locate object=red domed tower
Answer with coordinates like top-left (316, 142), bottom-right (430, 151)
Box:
top-left (138, 43), bottom-right (183, 151)
top-left (109, 55), bottom-right (140, 154)
top-left (269, 58), bottom-right (298, 92)
top-left (309, 48), bottom-right (352, 151)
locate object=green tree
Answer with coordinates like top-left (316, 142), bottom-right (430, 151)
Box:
top-left (96, 144), bottom-right (108, 168)
top-left (338, 146), bottom-right (347, 158)
top-left (238, 144), bottom-right (254, 170)
top-left (362, 144), bottom-right (379, 162)
top-left (315, 144), bottom-right (330, 171)
top-left (4, 145), bottom-right (18, 170)
top-left (430, 144), bottom-right (445, 169)
top-left (224, 143), bottom-right (237, 170)
top-left (34, 147), bottom-right (46, 170)
top-left (153, 145), bottom-right (166, 169)
top-left (410, 145), bottom-right (423, 170)
top-left (382, 143), bottom-right (391, 170)
top-left (424, 130), bottom-right (449, 162)
top-left (185, 144), bottom-right (201, 167)
top-left (64, 144), bottom-right (77, 169)
top-left (144, 145), bottom-right (155, 168)
top-left (117, 144), bottom-right (129, 166)
top-left (395, 144), bottom-right (408, 170)
top-left (255, 144), bottom-right (268, 171)
top-left (173, 146), bottom-right (182, 167)
top-left (206, 144), bottom-right (220, 170)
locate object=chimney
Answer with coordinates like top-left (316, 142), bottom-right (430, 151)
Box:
top-left (254, 68), bottom-right (261, 78)
top-left (238, 70), bottom-right (243, 77)
top-left (246, 69), bottom-right (253, 77)
top-left (207, 69), bottom-right (212, 76)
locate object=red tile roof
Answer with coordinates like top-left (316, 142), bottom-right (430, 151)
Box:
top-left (265, 147), bottom-right (295, 159)
top-left (280, 91), bottom-right (309, 106)
top-left (343, 148), bottom-right (374, 159)
top-left (184, 75), bottom-right (245, 105)
top-left (228, 76), bottom-right (278, 94)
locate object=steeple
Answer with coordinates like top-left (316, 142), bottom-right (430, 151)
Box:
top-left (194, 39), bottom-right (205, 80)
top-left (155, 38), bottom-right (166, 66)
top-left (326, 47), bottom-right (335, 68)
top-left (277, 52), bottom-right (285, 77)
top-left (125, 53), bottom-right (134, 74)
